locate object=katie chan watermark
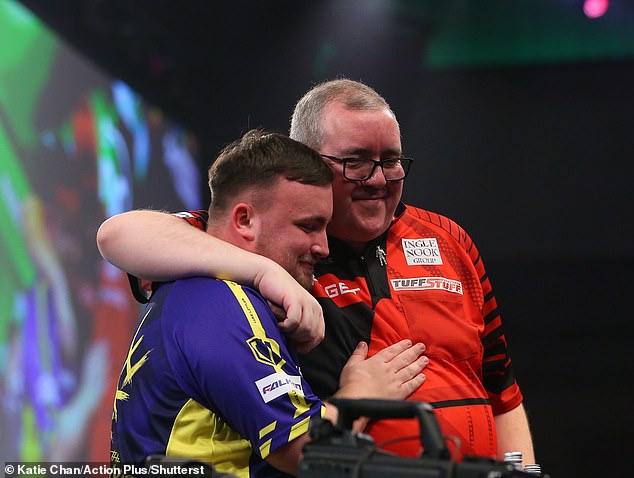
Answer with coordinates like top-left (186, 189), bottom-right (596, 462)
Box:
top-left (4, 462), bottom-right (207, 477)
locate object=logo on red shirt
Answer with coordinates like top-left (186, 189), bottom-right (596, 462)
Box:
top-left (390, 276), bottom-right (463, 294)
top-left (401, 238), bottom-right (443, 265)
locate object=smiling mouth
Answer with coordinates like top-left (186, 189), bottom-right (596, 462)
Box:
top-left (354, 194), bottom-right (386, 201)
top-left (353, 188), bottom-right (389, 200)
top-left (353, 196), bottom-right (388, 205)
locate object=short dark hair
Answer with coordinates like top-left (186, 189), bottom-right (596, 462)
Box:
top-left (208, 129), bottom-right (333, 216)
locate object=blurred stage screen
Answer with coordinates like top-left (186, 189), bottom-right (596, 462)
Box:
top-left (0, 0), bottom-right (202, 462)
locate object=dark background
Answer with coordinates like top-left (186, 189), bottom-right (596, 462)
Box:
top-left (18, 1), bottom-right (633, 476)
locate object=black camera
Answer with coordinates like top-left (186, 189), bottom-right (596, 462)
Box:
top-left (299, 399), bottom-right (547, 478)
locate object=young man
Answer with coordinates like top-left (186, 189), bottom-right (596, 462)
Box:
top-left (109, 130), bottom-right (427, 477)
top-left (99, 80), bottom-right (535, 462)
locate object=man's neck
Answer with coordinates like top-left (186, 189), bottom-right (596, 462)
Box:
top-left (343, 239), bottom-right (367, 255)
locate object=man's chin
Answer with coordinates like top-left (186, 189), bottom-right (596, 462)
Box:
top-left (354, 219), bottom-right (391, 242)
top-left (292, 272), bottom-right (315, 291)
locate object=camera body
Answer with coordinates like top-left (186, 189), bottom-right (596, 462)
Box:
top-left (299, 399), bottom-right (546, 478)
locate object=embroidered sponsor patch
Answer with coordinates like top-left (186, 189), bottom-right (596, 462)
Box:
top-left (401, 238), bottom-right (443, 265)
top-left (255, 372), bottom-right (304, 403)
top-left (324, 282), bottom-right (361, 299)
top-left (390, 276), bottom-right (463, 295)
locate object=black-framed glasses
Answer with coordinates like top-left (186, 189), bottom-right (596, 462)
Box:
top-left (320, 154), bottom-right (413, 182)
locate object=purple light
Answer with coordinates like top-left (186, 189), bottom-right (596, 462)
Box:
top-left (583, 0), bottom-right (609, 19)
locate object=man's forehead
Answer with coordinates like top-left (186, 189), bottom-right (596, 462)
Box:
top-left (274, 178), bottom-right (332, 205)
top-left (337, 145), bottom-right (402, 157)
top-left (322, 137), bottom-right (402, 158)
top-left (321, 107), bottom-right (401, 150)
top-left (291, 188), bottom-right (331, 218)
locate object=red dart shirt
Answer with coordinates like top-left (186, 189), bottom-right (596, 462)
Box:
top-left (302, 203), bottom-right (523, 458)
top-left (160, 204), bottom-right (524, 458)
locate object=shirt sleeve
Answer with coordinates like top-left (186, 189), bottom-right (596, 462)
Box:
top-left (411, 206), bottom-right (524, 414)
top-left (173, 209), bottom-right (208, 230)
top-left (127, 210), bottom-right (209, 303)
top-left (162, 277), bottom-right (324, 458)
top-left (461, 224), bottom-right (524, 413)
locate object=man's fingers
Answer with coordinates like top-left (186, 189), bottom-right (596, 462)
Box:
top-left (277, 302), bottom-right (325, 353)
top-left (267, 300), bottom-right (288, 322)
top-left (349, 341), bottom-right (369, 361)
top-left (391, 342), bottom-right (426, 370)
top-left (401, 372), bottom-right (426, 397)
top-left (396, 355), bottom-right (429, 381)
top-left (277, 316), bottom-right (299, 333)
top-left (340, 342), bottom-right (370, 371)
top-left (371, 339), bottom-right (414, 362)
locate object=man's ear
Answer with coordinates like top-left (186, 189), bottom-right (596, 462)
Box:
top-left (232, 203), bottom-right (256, 241)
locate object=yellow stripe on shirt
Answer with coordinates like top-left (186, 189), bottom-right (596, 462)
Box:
top-left (166, 398), bottom-right (250, 478)
top-left (225, 280), bottom-right (286, 372)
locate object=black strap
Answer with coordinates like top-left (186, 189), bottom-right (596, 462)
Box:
top-left (127, 273), bottom-right (149, 304)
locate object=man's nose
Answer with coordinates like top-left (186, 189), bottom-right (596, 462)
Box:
top-left (311, 233), bottom-right (329, 259)
top-left (363, 162), bottom-right (388, 186)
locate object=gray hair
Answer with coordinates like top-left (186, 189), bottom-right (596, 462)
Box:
top-left (289, 78), bottom-right (396, 149)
